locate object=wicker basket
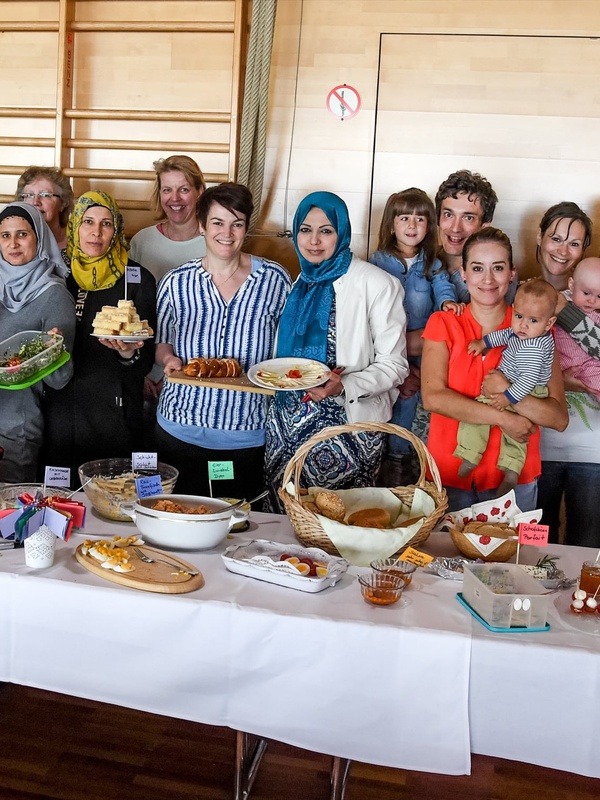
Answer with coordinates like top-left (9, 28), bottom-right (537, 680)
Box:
top-left (278, 422), bottom-right (448, 557)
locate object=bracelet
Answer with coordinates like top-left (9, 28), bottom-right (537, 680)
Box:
top-left (119, 348), bottom-right (141, 365)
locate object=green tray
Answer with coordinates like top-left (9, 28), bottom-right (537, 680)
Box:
top-left (0, 350), bottom-right (70, 391)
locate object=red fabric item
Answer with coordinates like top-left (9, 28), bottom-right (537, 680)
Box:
top-left (423, 305), bottom-right (541, 491)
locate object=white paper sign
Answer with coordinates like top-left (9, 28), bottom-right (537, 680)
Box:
top-left (126, 265), bottom-right (141, 283)
top-left (132, 451), bottom-right (158, 471)
top-left (44, 466), bottom-right (71, 487)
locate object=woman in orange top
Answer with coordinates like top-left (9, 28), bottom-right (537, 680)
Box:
top-left (421, 227), bottom-right (567, 512)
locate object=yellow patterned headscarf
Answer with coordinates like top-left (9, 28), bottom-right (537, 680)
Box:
top-left (67, 191), bottom-right (129, 291)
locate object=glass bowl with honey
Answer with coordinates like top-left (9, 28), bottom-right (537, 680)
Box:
top-left (370, 558), bottom-right (417, 586)
top-left (358, 572), bottom-right (405, 606)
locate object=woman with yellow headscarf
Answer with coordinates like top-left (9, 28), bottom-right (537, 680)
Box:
top-left (41, 191), bottom-right (157, 483)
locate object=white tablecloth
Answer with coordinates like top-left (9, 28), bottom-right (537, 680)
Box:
top-left (0, 499), bottom-right (598, 779)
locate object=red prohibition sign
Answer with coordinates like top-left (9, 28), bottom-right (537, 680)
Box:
top-left (326, 84), bottom-right (361, 120)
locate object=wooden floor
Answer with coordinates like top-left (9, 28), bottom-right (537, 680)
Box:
top-left (0, 683), bottom-right (597, 800)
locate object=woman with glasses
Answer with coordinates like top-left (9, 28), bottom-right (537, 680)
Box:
top-left (15, 167), bottom-right (74, 254)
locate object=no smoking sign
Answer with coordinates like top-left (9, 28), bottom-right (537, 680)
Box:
top-left (326, 84), bottom-right (361, 121)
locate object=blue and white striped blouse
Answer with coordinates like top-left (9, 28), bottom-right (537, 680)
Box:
top-left (157, 255), bottom-right (291, 437)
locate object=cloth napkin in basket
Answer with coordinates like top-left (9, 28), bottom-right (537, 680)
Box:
top-left (297, 486), bottom-right (434, 567)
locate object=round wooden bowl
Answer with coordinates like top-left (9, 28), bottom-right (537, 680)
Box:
top-left (449, 526), bottom-right (518, 562)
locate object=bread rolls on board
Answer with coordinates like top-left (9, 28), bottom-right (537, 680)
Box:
top-left (183, 357), bottom-right (242, 379)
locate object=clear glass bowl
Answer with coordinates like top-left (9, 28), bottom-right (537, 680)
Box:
top-left (370, 558), bottom-right (417, 586)
top-left (78, 458), bottom-right (179, 521)
top-left (358, 572), bottom-right (405, 606)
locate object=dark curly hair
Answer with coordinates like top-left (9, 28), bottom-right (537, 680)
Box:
top-left (435, 170), bottom-right (498, 225)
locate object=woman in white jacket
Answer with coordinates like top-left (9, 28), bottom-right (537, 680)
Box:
top-left (264, 191), bottom-right (408, 511)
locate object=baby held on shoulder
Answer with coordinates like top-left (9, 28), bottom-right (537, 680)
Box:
top-left (554, 256), bottom-right (600, 400)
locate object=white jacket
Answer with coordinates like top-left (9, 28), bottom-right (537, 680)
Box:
top-left (333, 256), bottom-right (408, 423)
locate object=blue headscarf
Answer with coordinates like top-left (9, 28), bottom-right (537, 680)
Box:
top-left (276, 192), bottom-right (352, 362)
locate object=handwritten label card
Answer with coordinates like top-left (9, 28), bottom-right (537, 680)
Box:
top-left (132, 452), bottom-right (158, 471)
top-left (518, 523), bottom-right (550, 546)
top-left (208, 461), bottom-right (234, 481)
top-left (135, 475), bottom-right (163, 499)
top-left (126, 265), bottom-right (141, 283)
top-left (398, 547), bottom-right (434, 568)
top-left (44, 466), bottom-right (71, 488)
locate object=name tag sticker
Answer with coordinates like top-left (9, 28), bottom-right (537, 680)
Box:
top-left (398, 547), bottom-right (434, 568)
top-left (518, 523), bottom-right (549, 546)
top-left (126, 266), bottom-right (142, 283)
top-left (208, 461), bottom-right (234, 481)
top-left (136, 475), bottom-right (163, 499)
top-left (132, 452), bottom-right (158, 470)
top-left (44, 466), bottom-right (71, 488)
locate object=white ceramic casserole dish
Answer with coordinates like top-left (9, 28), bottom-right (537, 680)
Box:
top-left (120, 494), bottom-right (245, 550)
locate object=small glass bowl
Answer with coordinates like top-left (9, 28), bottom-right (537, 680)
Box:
top-left (358, 573), bottom-right (405, 606)
top-left (370, 558), bottom-right (417, 586)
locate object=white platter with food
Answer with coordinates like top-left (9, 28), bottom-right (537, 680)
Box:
top-left (222, 538), bottom-right (348, 592)
top-left (247, 358), bottom-right (330, 391)
top-left (554, 592), bottom-right (600, 636)
top-left (90, 333), bottom-right (153, 342)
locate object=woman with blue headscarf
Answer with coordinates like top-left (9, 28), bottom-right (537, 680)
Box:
top-left (264, 192), bottom-right (408, 510)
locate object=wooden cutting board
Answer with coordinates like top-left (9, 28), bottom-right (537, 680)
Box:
top-left (75, 543), bottom-right (204, 594)
top-left (167, 370), bottom-right (275, 395)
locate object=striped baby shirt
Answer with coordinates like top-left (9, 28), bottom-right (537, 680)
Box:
top-left (483, 328), bottom-right (554, 405)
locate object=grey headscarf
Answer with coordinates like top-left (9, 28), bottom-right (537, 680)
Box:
top-left (0, 202), bottom-right (68, 313)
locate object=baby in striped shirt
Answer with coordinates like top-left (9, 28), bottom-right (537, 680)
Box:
top-left (454, 279), bottom-right (558, 496)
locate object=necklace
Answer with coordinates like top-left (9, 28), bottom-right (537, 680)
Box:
top-left (204, 259), bottom-right (241, 289)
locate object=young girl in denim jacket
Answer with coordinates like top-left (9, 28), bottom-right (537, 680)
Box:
top-left (370, 188), bottom-right (463, 483)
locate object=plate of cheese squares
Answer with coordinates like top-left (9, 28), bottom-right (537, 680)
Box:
top-left (90, 299), bottom-right (154, 341)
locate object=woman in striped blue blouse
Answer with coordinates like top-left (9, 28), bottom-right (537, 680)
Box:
top-left (155, 183), bottom-right (292, 498)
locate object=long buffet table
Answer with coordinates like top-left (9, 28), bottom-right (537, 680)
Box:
top-left (0, 497), bottom-right (599, 780)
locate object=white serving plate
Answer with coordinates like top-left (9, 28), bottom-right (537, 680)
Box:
top-left (554, 592), bottom-right (600, 636)
top-left (247, 357), bottom-right (330, 391)
top-left (222, 539), bottom-right (348, 592)
top-left (90, 333), bottom-right (153, 342)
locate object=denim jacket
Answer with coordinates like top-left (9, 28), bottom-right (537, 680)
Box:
top-left (369, 249), bottom-right (456, 331)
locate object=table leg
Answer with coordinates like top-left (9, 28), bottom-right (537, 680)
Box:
top-left (330, 756), bottom-right (351, 800)
top-left (234, 730), bottom-right (268, 800)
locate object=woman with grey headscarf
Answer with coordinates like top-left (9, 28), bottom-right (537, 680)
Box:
top-left (0, 203), bottom-right (75, 482)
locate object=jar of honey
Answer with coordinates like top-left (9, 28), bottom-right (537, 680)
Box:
top-left (579, 561), bottom-right (600, 595)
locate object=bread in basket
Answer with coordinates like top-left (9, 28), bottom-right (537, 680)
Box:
top-left (278, 422), bottom-right (448, 557)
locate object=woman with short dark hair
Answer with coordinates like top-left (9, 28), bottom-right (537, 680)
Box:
top-left (155, 183), bottom-right (291, 498)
